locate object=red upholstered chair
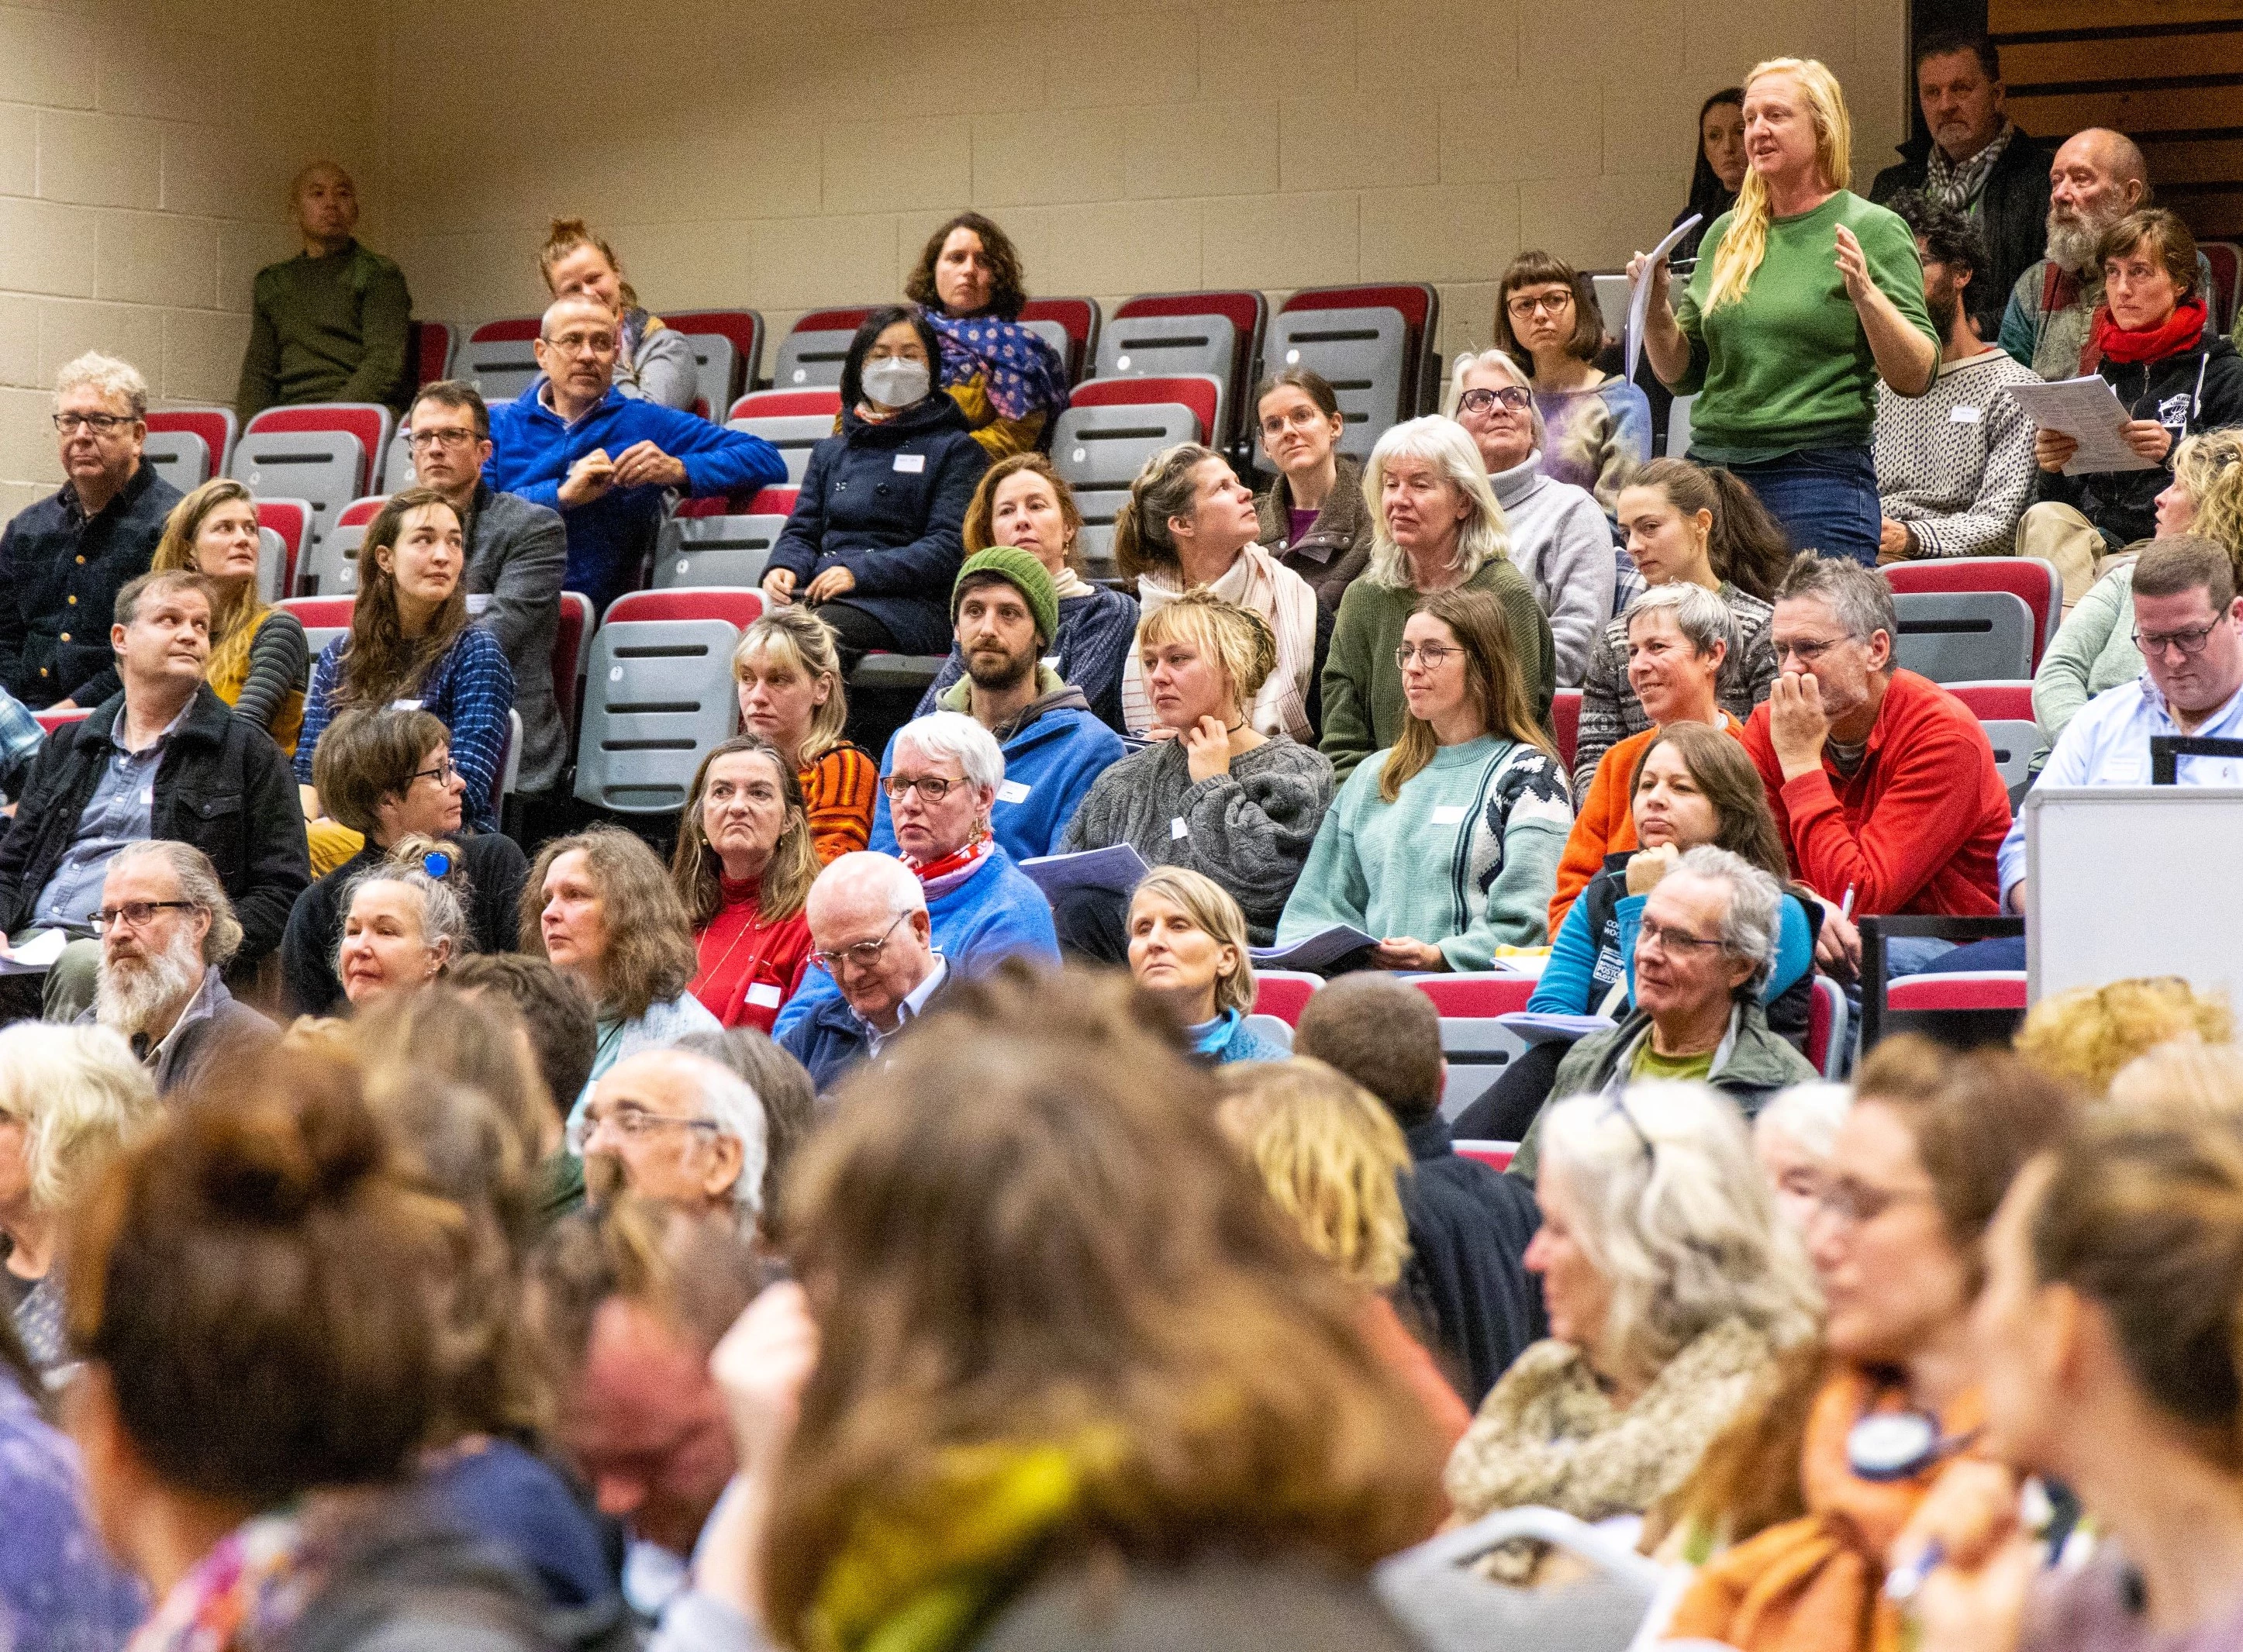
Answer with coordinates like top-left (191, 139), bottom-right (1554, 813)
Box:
top-left (1066, 375), bottom-right (1221, 446)
top-left (1883, 557), bottom-right (2062, 671)
top-left (1252, 971), bottom-right (1323, 1027)
top-left (1552, 688), bottom-right (1582, 774)
top-left (1410, 974), bottom-right (1536, 1017)
top-left (606, 588), bottom-right (764, 629)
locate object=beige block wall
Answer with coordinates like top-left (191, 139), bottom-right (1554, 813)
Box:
top-left (0, 0), bottom-right (381, 516)
top-left (381, 0), bottom-right (1908, 400)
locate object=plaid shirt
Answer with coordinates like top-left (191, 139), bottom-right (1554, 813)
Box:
top-left (0, 685), bottom-right (43, 800)
top-left (295, 626), bottom-right (515, 833)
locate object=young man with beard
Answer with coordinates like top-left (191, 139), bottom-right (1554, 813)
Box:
top-left (867, 548), bottom-right (1123, 863)
top-left (1872, 193), bottom-right (2040, 563)
top-left (77, 840), bottom-right (271, 1095)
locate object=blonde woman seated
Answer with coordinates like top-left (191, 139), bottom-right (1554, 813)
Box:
top-left (1127, 867), bottom-right (1288, 1067)
top-left (2011, 974), bottom-right (2232, 1095)
top-left (1279, 588), bottom-right (1573, 973)
top-left (1216, 1057), bottom-right (1472, 1446)
top-left (539, 217), bottom-right (697, 409)
top-left (733, 608), bottom-right (879, 864)
top-left (1444, 1081), bottom-right (1818, 1578)
top-left (150, 478), bottom-right (306, 754)
top-left (333, 849), bottom-right (471, 1009)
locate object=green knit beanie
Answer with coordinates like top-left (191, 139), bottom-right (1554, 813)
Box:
top-left (951, 547), bottom-right (1059, 646)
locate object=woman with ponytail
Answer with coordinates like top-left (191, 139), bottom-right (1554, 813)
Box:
top-left (1631, 57), bottom-right (1939, 567)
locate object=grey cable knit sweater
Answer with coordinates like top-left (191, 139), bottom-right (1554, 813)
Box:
top-left (1060, 734), bottom-right (1334, 943)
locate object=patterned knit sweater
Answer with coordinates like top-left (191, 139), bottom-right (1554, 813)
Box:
top-left (1873, 346), bottom-right (2041, 559)
top-left (1572, 582), bottom-right (1776, 796)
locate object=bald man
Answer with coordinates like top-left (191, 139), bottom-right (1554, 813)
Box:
top-left (483, 294), bottom-right (783, 616)
top-left (778, 850), bottom-right (948, 1092)
top-left (1999, 128), bottom-right (2213, 379)
top-left (236, 161), bottom-right (415, 418)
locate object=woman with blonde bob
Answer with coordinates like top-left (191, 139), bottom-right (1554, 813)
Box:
top-left (150, 477), bottom-right (307, 754)
top-left (1126, 866), bottom-right (1287, 1066)
top-left (1215, 1057), bottom-right (1472, 1444)
top-left (1445, 1082), bottom-right (1818, 1576)
top-left (732, 607), bottom-right (878, 864)
top-left (1321, 416), bottom-right (1555, 784)
top-left (1631, 57), bottom-right (1938, 565)
top-left (1113, 441), bottom-right (1318, 742)
top-left (1059, 591), bottom-right (1334, 956)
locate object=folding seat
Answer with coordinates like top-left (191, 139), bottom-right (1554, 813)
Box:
top-left (1251, 971), bottom-right (1323, 1027)
top-left (2203, 241), bottom-right (2241, 332)
top-left (1551, 688), bottom-right (1582, 774)
top-left (234, 405), bottom-right (391, 550)
top-left (460, 318), bottom-right (543, 402)
top-left (1278, 282), bottom-right (1441, 426)
top-left (555, 591), bottom-right (592, 757)
top-left (276, 595), bottom-right (354, 673)
top-left (141, 428), bottom-right (210, 491)
top-left (410, 320), bottom-right (457, 388)
top-left (1806, 977), bottom-right (1848, 1080)
top-left (145, 408), bottom-right (236, 481)
top-left (1408, 974), bottom-right (1534, 1120)
top-left (296, 496), bottom-right (387, 598)
top-left (1265, 295), bottom-right (1415, 462)
top-left (656, 496), bottom-right (789, 590)
top-left (772, 309), bottom-right (872, 389)
top-left (254, 500), bottom-right (312, 606)
top-left (666, 309), bottom-right (764, 414)
top-left (1094, 309), bottom-right (1240, 447)
top-left (574, 588), bottom-right (759, 812)
top-left (1889, 591), bottom-right (2034, 684)
top-left (1109, 291), bottom-right (1264, 454)
top-left (1051, 377), bottom-right (1220, 573)
top-left (1883, 557), bottom-right (2061, 671)
top-left (1017, 296), bottom-right (1102, 384)
top-left (726, 389), bottom-right (840, 485)
top-left (1946, 679), bottom-right (2039, 797)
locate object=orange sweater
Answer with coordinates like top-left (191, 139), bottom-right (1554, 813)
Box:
top-left (801, 743), bottom-right (878, 866)
top-left (1548, 712), bottom-right (1744, 936)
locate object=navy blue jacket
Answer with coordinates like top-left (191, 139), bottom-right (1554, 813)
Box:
top-left (1399, 1115), bottom-right (1546, 1406)
top-left (766, 395), bottom-right (989, 655)
top-left (780, 971), bottom-right (957, 1092)
top-left (0, 462), bottom-right (181, 708)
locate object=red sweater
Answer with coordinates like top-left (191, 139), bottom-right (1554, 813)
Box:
top-left (688, 878), bottom-right (815, 1033)
top-left (1742, 669), bottom-right (2009, 916)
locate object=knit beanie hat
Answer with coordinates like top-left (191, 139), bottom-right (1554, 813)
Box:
top-left (951, 547), bottom-right (1059, 645)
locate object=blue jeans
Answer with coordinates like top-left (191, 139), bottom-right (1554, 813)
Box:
top-left (1724, 446), bottom-right (1881, 567)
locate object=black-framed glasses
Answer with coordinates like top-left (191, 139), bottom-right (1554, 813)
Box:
top-left (1506, 291), bottom-right (1575, 317)
top-left (1636, 917), bottom-right (1726, 956)
top-left (405, 428), bottom-right (481, 452)
top-left (881, 773), bottom-right (964, 805)
top-left (1603, 1092), bottom-right (1656, 1162)
top-left (564, 1105), bottom-right (721, 1155)
top-left (53, 412), bottom-right (133, 434)
top-left (1394, 642), bottom-right (1462, 670)
top-left (1458, 386), bottom-right (1532, 416)
top-left (810, 912), bottom-right (908, 975)
top-left (2134, 621), bottom-right (2221, 659)
top-left (410, 758), bottom-right (459, 786)
top-left (87, 900), bottom-right (198, 933)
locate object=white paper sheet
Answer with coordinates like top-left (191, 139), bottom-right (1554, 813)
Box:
top-left (1627, 214), bottom-right (1702, 383)
top-left (0, 927), bottom-right (67, 974)
top-left (1249, 924), bottom-right (1380, 973)
top-left (1017, 843), bottom-right (1151, 901)
top-left (2004, 376), bottom-right (2159, 474)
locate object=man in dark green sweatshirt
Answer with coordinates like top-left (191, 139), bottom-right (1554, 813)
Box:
top-left (234, 162), bottom-right (414, 419)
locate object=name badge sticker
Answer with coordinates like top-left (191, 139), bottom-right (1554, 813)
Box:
top-left (1430, 804), bottom-right (1468, 826)
top-left (1170, 816), bottom-right (1190, 840)
top-left (745, 982), bottom-right (784, 1009)
top-left (1949, 405), bottom-right (1982, 424)
top-left (996, 778), bottom-right (1030, 804)
top-left (893, 453), bottom-right (927, 474)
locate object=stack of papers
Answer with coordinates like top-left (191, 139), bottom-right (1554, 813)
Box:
top-left (2005, 376), bottom-right (2158, 474)
top-left (0, 928), bottom-right (67, 975)
top-left (1018, 844), bottom-right (1151, 901)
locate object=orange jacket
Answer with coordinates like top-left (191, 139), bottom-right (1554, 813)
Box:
top-left (1548, 712), bottom-right (1744, 936)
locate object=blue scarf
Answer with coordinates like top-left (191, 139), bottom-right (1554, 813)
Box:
top-left (1188, 1009), bottom-right (1247, 1065)
top-left (930, 312), bottom-right (1070, 425)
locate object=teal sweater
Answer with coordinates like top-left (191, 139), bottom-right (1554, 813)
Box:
top-left (1277, 735), bottom-right (1574, 970)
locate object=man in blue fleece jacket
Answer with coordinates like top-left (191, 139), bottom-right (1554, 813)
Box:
top-left (484, 294), bottom-right (783, 619)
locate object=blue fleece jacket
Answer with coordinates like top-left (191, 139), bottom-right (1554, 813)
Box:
top-left (484, 384), bottom-right (784, 621)
top-left (870, 674), bottom-right (1124, 864)
top-left (1531, 862), bottom-right (1814, 1016)
top-left (771, 847), bottom-right (1060, 1040)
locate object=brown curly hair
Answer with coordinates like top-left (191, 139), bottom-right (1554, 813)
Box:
top-left (520, 826), bottom-right (699, 1023)
top-left (903, 212), bottom-right (1028, 321)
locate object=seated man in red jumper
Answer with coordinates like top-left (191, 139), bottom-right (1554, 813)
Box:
top-left (1742, 553), bottom-right (2010, 978)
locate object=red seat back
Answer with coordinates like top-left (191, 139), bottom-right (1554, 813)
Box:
top-left (1454, 1142), bottom-right (1517, 1171)
top-left (256, 499), bottom-right (309, 556)
top-left (1020, 296), bottom-right (1100, 380)
top-left (278, 595), bottom-right (356, 630)
top-left (554, 591), bottom-right (592, 747)
top-left (1886, 972), bottom-right (2028, 1012)
top-left (1410, 975), bottom-right (1535, 1017)
top-left (1882, 558), bottom-right (2061, 671)
top-left (34, 707), bottom-right (90, 734)
top-left (337, 495), bottom-right (388, 529)
top-left (748, 487), bottom-right (798, 517)
top-left (411, 320), bottom-right (454, 388)
top-left (243, 405), bottom-right (389, 495)
top-left (1068, 376), bottom-right (1220, 445)
top-left (1946, 680), bottom-right (2034, 722)
top-left (468, 316), bottom-right (541, 343)
top-left (795, 307), bottom-right (874, 335)
top-left (2204, 242), bottom-right (2241, 331)
top-left (606, 588), bottom-right (764, 629)
top-left (730, 388), bottom-right (841, 420)
top-left (1251, 971), bottom-right (1322, 1027)
top-left (1552, 688), bottom-right (1582, 773)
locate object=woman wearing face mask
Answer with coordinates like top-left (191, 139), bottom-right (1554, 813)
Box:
top-left (150, 478), bottom-right (307, 755)
top-left (902, 211), bottom-right (1072, 459)
top-left (1491, 253), bottom-right (1653, 511)
top-left (668, 735), bottom-right (816, 1033)
top-left (1252, 369), bottom-right (1375, 614)
top-left (334, 858), bottom-right (470, 1009)
top-left (761, 305), bottom-right (992, 671)
top-left (294, 487), bottom-right (514, 878)
top-left (915, 454), bottom-right (1139, 732)
top-left (537, 217), bottom-right (697, 409)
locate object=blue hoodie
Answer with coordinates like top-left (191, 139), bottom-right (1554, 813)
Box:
top-left (771, 847), bottom-right (1060, 1041)
top-left (484, 383), bottom-right (784, 619)
top-left (870, 671), bottom-right (1124, 864)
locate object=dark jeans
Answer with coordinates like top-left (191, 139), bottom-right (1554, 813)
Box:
top-left (811, 600), bottom-right (899, 674)
top-left (1723, 445), bottom-right (1881, 567)
top-left (1914, 934), bottom-right (2027, 972)
top-left (1449, 1040), bottom-right (1568, 1142)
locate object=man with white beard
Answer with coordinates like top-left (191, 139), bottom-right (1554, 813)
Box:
top-left (78, 840), bottom-right (270, 1095)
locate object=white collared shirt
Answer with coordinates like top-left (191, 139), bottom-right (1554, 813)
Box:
top-left (857, 953), bottom-right (948, 1058)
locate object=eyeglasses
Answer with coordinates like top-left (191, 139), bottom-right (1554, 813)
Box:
top-left (540, 332), bottom-right (617, 357)
top-left (1815, 1174), bottom-right (1937, 1228)
top-left (881, 773), bottom-right (964, 804)
top-left (406, 428), bottom-right (481, 452)
top-left (1603, 1093), bottom-right (1656, 1163)
top-left (2133, 621), bottom-right (2221, 659)
top-left (1259, 405), bottom-right (1331, 437)
top-left (564, 1105), bottom-right (721, 1156)
top-left (1506, 291), bottom-right (1575, 318)
top-left (53, 412), bottom-right (133, 434)
top-left (87, 900), bottom-right (198, 933)
top-left (1457, 386), bottom-right (1533, 416)
top-left (409, 758), bottom-right (459, 786)
top-left (1394, 642), bottom-right (1462, 669)
top-left (1636, 917), bottom-right (1727, 957)
top-left (1773, 635), bottom-right (1849, 667)
top-left (809, 912), bottom-right (908, 976)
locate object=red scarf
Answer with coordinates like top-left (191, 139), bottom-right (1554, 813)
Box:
top-left (903, 835), bottom-right (992, 898)
top-left (2085, 295), bottom-right (2207, 371)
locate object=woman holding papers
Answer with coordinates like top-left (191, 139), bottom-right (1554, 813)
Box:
top-left (2016, 209), bottom-right (2243, 607)
top-left (1055, 592), bottom-right (1332, 959)
top-left (1630, 57), bottom-right (1940, 567)
top-left (1279, 588), bottom-right (1572, 974)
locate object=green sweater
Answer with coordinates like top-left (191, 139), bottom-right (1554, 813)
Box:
top-left (1319, 561), bottom-right (1556, 786)
top-left (1277, 734), bottom-right (1574, 971)
top-left (236, 240), bottom-right (414, 419)
top-left (2031, 557), bottom-right (2145, 760)
top-left (1674, 191), bottom-right (1936, 462)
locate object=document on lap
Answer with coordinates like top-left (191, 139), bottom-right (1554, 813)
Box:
top-left (1019, 843), bottom-right (1153, 901)
top-left (2007, 377), bottom-right (2159, 474)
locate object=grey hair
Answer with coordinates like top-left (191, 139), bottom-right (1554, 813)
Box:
top-left (1672, 843), bottom-right (1782, 995)
top-left (56, 351), bottom-right (149, 420)
top-left (1361, 416), bottom-right (1513, 588)
top-left (1774, 551), bottom-right (1896, 650)
top-left (1755, 1081), bottom-right (1852, 1165)
top-left (110, 840), bottom-right (243, 967)
top-left (671, 1050), bottom-right (769, 1229)
top-left (1625, 581), bottom-right (1736, 661)
top-left (1442, 348), bottom-right (1548, 452)
top-left (0, 1023), bottom-right (157, 1212)
top-left (891, 709), bottom-right (1006, 795)
top-left (1539, 1081), bottom-right (1822, 1385)
top-left (336, 865), bottom-right (473, 974)
top-left (811, 851), bottom-right (928, 922)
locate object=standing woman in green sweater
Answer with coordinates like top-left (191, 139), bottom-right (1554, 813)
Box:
top-left (1632, 58), bottom-right (1938, 567)
top-left (1280, 587), bottom-right (1574, 973)
top-left (1320, 416), bottom-right (1555, 785)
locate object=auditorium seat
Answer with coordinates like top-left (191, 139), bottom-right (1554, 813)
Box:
top-left (1552, 688), bottom-right (1581, 773)
top-left (33, 706), bottom-right (91, 734)
top-left (575, 588), bottom-right (754, 812)
top-left (298, 495), bottom-right (387, 598)
top-left (1410, 973), bottom-right (1535, 1121)
top-left (276, 595), bottom-right (354, 671)
top-left (1018, 296), bottom-right (1103, 385)
top-left (1094, 308), bottom-right (1241, 447)
top-left (461, 317), bottom-right (543, 402)
top-left (1947, 679), bottom-right (2039, 797)
top-left (1883, 557), bottom-right (2060, 671)
top-left (254, 499), bottom-right (312, 605)
top-left (410, 319), bottom-right (457, 388)
top-left (146, 408), bottom-right (237, 481)
top-left (1890, 590), bottom-right (2035, 685)
top-left (235, 405), bottom-right (391, 550)
top-left (1453, 1140), bottom-right (1517, 1172)
top-left (1806, 975), bottom-right (1847, 1081)
top-left (142, 428), bottom-right (211, 491)
top-left (772, 308), bottom-right (872, 388)
top-left (1051, 377), bottom-right (1221, 574)
top-left (726, 388), bottom-right (840, 484)
top-left (667, 309), bottom-right (764, 412)
top-left (1251, 971), bottom-right (1323, 1027)
top-left (556, 591), bottom-right (592, 756)
top-left (1275, 283), bottom-right (1441, 457)
top-left (1109, 291), bottom-right (1265, 454)
top-left (2204, 241), bottom-right (2241, 333)
top-left (656, 496), bottom-right (789, 590)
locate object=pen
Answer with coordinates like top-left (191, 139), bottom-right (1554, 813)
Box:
top-left (1885, 1538), bottom-right (1945, 1604)
top-left (1841, 885), bottom-right (1856, 922)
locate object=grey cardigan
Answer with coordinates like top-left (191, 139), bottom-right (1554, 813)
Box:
top-left (463, 483), bottom-right (570, 794)
top-left (1060, 734), bottom-right (1334, 943)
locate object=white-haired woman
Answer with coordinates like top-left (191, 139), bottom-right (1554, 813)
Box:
top-left (1447, 350), bottom-right (1617, 685)
top-left (336, 853), bottom-right (473, 1009)
top-left (1113, 442), bottom-right (1318, 741)
top-left (1320, 416), bottom-right (1556, 785)
top-left (1631, 57), bottom-right (1938, 566)
top-left (0, 1023), bottom-right (157, 1377)
top-left (1444, 1081), bottom-right (1818, 1576)
top-left (1755, 1081), bottom-right (1851, 1233)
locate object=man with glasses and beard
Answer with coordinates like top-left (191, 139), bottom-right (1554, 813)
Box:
top-left (1873, 193), bottom-right (2040, 564)
top-left (78, 841), bottom-right (271, 1095)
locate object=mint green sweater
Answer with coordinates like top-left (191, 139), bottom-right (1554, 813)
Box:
top-left (1277, 734), bottom-right (1575, 970)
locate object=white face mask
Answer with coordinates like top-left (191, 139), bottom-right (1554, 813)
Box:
top-left (861, 357), bottom-right (931, 409)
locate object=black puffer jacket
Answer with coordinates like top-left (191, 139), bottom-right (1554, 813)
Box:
top-left (2038, 326), bottom-right (2243, 550)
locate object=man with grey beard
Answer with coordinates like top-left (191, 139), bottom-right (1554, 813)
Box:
top-left (78, 840), bottom-right (270, 1095)
top-left (2000, 129), bottom-right (2214, 380)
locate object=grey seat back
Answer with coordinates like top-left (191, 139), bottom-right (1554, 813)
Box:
top-left (1892, 590), bottom-right (2034, 684)
top-left (573, 617), bottom-right (743, 813)
top-left (654, 514), bottom-right (788, 589)
top-left (297, 523), bottom-right (366, 598)
top-left (725, 414), bottom-right (830, 484)
top-left (1051, 401), bottom-right (1201, 493)
top-left (228, 429), bottom-right (366, 548)
top-left (1264, 305), bottom-right (1408, 460)
top-left (678, 333), bottom-right (740, 416)
top-left (143, 430), bottom-right (211, 491)
top-left (461, 335), bottom-right (540, 402)
top-left (772, 328), bottom-right (854, 389)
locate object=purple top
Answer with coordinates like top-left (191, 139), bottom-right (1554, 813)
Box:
top-left (2027, 1550), bottom-right (2243, 1652)
top-left (1288, 505), bottom-right (1319, 550)
top-left (0, 1375), bottom-right (147, 1650)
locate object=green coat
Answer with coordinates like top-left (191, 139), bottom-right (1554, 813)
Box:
top-left (236, 240), bottom-right (414, 418)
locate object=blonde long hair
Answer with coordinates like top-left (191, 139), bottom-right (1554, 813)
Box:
top-left (1703, 58), bottom-right (1854, 313)
top-left (152, 478), bottom-right (269, 690)
top-left (2173, 430), bottom-right (2243, 574)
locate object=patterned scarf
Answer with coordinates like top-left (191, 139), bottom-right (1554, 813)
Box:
top-left (129, 1510), bottom-right (326, 1652)
top-left (1122, 545), bottom-right (1315, 742)
top-left (929, 313), bottom-right (1070, 426)
top-left (903, 834), bottom-right (993, 900)
top-left (1923, 121), bottom-right (2014, 214)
